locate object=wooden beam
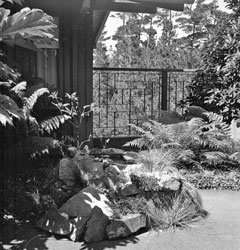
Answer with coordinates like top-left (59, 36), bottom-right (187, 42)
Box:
top-left (93, 11), bottom-right (110, 47)
top-left (133, 0), bottom-right (194, 4)
top-left (73, 0), bottom-right (91, 25)
top-left (92, 1), bottom-right (157, 14)
top-left (156, 3), bottom-right (184, 11)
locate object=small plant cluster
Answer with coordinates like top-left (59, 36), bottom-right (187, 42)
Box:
top-left (109, 185), bottom-right (207, 230)
top-left (186, 170), bottom-right (240, 191)
top-left (130, 174), bottom-right (163, 192)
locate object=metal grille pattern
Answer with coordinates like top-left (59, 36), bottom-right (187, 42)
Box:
top-left (93, 68), bottom-right (197, 137)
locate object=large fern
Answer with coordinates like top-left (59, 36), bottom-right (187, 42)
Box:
top-left (24, 136), bottom-right (61, 158)
top-left (39, 114), bottom-right (71, 134)
top-left (124, 111), bottom-right (240, 168)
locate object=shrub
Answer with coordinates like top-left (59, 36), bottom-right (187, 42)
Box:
top-left (184, 1), bottom-right (240, 122)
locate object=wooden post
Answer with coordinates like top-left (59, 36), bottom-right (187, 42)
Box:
top-left (58, 7), bottom-right (93, 147)
top-left (162, 70), bottom-right (168, 110)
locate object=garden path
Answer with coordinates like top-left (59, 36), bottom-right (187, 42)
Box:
top-left (3, 190), bottom-right (240, 250)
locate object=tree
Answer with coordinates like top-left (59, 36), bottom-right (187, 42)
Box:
top-left (184, 0), bottom-right (240, 123)
top-left (93, 30), bottom-right (110, 67)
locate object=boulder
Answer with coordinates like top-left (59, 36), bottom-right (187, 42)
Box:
top-left (59, 186), bottom-right (114, 218)
top-left (37, 207), bottom-right (73, 235)
top-left (159, 167), bottom-right (181, 191)
top-left (68, 216), bottom-right (89, 242)
top-left (106, 214), bottom-right (146, 239)
top-left (74, 154), bottom-right (104, 178)
top-left (84, 206), bottom-right (110, 243)
top-left (59, 157), bottom-right (82, 187)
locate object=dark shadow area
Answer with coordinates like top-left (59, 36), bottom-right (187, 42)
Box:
top-left (2, 221), bottom-right (49, 250)
top-left (2, 221), bottom-right (143, 250)
top-left (79, 235), bottom-right (140, 250)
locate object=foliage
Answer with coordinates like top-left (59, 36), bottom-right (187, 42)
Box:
top-left (0, 5), bottom-right (57, 51)
top-left (124, 112), bottom-right (240, 169)
top-left (0, 0), bottom-right (57, 126)
top-left (186, 170), bottom-right (240, 191)
top-left (184, 0), bottom-right (240, 122)
top-left (110, 181), bottom-right (207, 230)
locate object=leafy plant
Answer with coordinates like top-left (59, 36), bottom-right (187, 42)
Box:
top-left (183, 1), bottom-right (240, 122)
top-left (124, 112), bottom-right (240, 169)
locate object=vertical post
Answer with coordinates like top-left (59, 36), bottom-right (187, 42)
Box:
top-left (162, 70), bottom-right (168, 110)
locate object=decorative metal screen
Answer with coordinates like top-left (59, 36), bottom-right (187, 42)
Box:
top-left (93, 68), bottom-right (197, 137)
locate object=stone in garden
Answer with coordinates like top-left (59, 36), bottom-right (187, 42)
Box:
top-left (74, 153), bottom-right (104, 178)
top-left (159, 167), bottom-right (181, 191)
top-left (122, 152), bottom-right (138, 163)
top-left (120, 183), bottom-right (142, 197)
top-left (59, 157), bottom-right (82, 187)
top-left (106, 214), bottom-right (146, 239)
top-left (59, 186), bottom-right (114, 218)
top-left (37, 207), bottom-right (73, 235)
top-left (84, 206), bottom-right (110, 243)
top-left (68, 216), bottom-right (90, 242)
top-left (90, 148), bottom-right (125, 158)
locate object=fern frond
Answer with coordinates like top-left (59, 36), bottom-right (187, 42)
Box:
top-left (128, 123), bottom-right (148, 135)
top-left (40, 114), bottom-right (71, 134)
top-left (205, 112), bottom-right (224, 122)
top-left (201, 151), bottom-right (227, 165)
top-left (25, 136), bottom-right (61, 158)
top-left (24, 88), bottom-right (49, 113)
top-left (11, 81), bottom-right (27, 95)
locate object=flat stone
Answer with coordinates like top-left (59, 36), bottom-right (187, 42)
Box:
top-left (37, 208), bottom-right (73, 235)
top-left (68, 216), bottom-right (89, 242)
top-left (159, 166), bottom-right (181, 191)
top-left (59, 186), bottom-right (114, 218)
top-left (90, 148), bottom-right (125, 158)
top-left (120, 183), bottom-right (142, 197)
top-left (84, 206), bottom-right (110, 243)
top-left (106, 214), bottom-right (146, 239)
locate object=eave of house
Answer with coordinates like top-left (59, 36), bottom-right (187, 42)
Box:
top-left (25, 0), bottom-right (195, 46)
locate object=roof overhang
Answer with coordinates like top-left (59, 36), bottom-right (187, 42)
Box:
top-left (24, 0), bottom-right (195, 47)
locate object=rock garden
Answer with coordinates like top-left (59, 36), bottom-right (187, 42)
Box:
top-left (33, 144), bottom-right (208, 243)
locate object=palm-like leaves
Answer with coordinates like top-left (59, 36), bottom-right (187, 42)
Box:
top-left (0, 93), bottom-right (24, 125)
top-left (0, 7), bottom-right (57, 50)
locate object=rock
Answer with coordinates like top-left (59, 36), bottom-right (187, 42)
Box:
top-left (37, 207), bottom-right (73, 235)
top-left (122, 153), bottom-right (136, 163)
top-left (106, 214), bottom-right (146, 239)
top-left (68, 216), bottom-right (89, 242)
top-left (59, 186), bottom-right (114, 218)
top-left (157, 110), bottom-right (185, 124)
top-left (159, 167), bottom-right (181, 191)
top-left (123, 164), bottom-right (143, 179)
top-left (59, 157), bottom-right (82, 187)
top-left (74, 154), bottom-right (104, 178)
top-left (66, 147), bottom-right (78, 158)
top-left (84, 206), bottom-right (110, 243)
top-left (90, 148), bottom-right (125, 158)
top-left (120, 183), bottom-right (142, 197)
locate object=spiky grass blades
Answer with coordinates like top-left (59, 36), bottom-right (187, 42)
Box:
top-left (146, 183), bottom-right (207, 230)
